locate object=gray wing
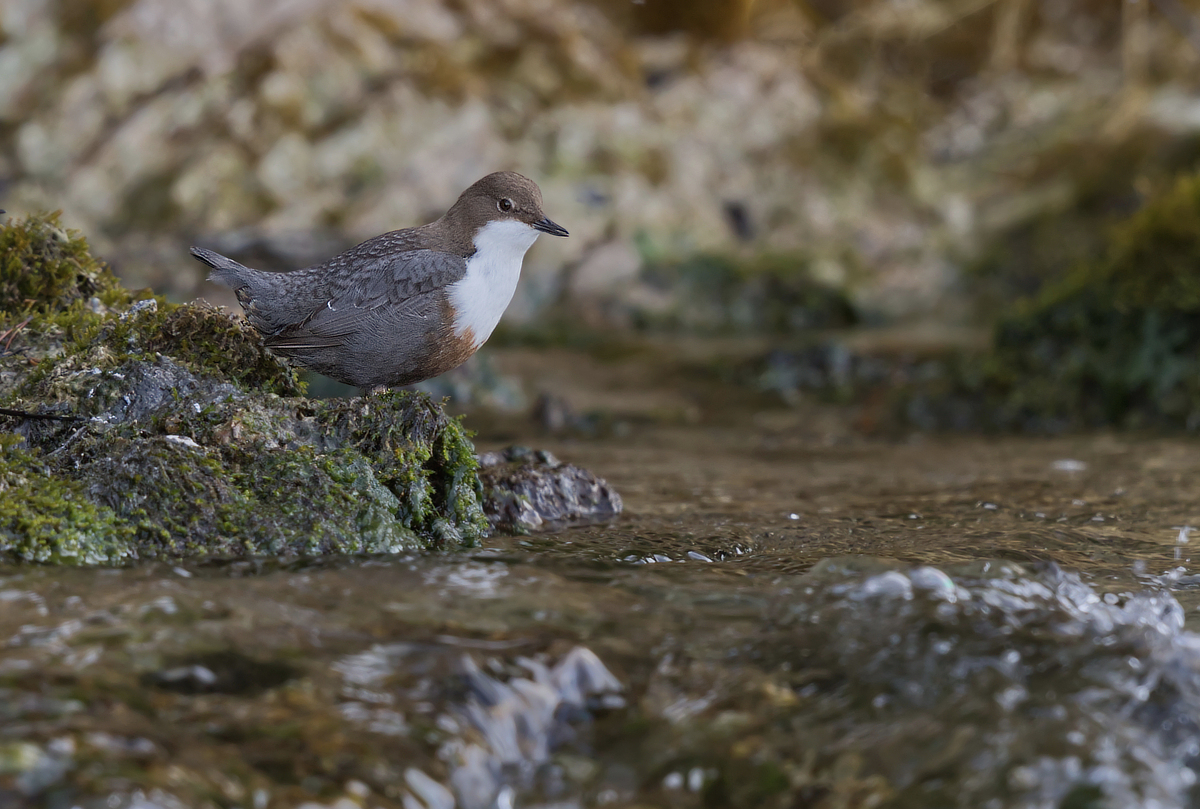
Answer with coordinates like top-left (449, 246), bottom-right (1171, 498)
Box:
top-left (264, 248), bottom-right (468, 350)
top-left (334, 247), bottom-right (468, 305)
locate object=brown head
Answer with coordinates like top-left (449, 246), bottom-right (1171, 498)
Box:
top-left (441, 172), bottom-right (569, 239)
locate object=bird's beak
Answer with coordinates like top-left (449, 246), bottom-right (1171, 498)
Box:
top-left (532, 217), bottom-right (569, 237)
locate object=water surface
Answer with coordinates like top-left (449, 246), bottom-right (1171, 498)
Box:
top-left (4, 351), bottom-right (1200, 808)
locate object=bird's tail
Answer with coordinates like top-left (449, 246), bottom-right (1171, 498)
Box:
top-left (190, 246), bottom-right (253, 289)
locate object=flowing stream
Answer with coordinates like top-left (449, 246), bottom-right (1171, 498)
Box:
top-left (3, 346), bottom-right (1200, 809)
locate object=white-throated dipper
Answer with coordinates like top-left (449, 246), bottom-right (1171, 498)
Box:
top-left (190, 171), bottom-right (568, 390)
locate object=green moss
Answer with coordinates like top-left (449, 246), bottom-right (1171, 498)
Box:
top-left (429, 415), bottom-right (489, 541)
top-left (0, 212), bottom-right (150, 399)
top-left (224, 446), bottom-right (426, 555)
top-left (115, 301), bottom-right (304, 397)
top-left (310, 391), bottom-right (488, 544)
top-left (0, 435), bottom-right (136, 564)
top-left (82, 435), bottom-right (240, 554)
top-left (80, 438), bottom-right (424, 557)
top-left (0, 211), bottom-right (132, 317)
top-left (0, 212), bottom-right (300, 402)
top-left (992, 172), bottom-right (1200, 428)
top-left (16, 300), bottom-right (304, 410)
top-left (902, 171), bottom-right (1200, 431)
top-left (965, 134), bottom-right (1184, 311)
top-left (1040, 172), bottom-right (1200, 312)
top-left (4, 386), bottom-right (485, 562)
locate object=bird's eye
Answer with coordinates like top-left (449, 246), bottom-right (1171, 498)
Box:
top-left (498, 198), bottom-right (514, 213)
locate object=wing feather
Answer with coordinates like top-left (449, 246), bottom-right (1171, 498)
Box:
top-left (266, 248), bottom-right (467, 350)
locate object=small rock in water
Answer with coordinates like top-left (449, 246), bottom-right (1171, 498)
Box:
top-left (478, 446), bottom-right (622, 533)
top-left (445, 646), bottom-right (624, 807)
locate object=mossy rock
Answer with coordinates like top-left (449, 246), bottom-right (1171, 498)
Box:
top-left (0, 211), bottom-right (132, 316)
top-left (3, 355), bottom-right (488, 561)
top-left (0, 212), bottom-right (489, 562)
top-left (45, 298), bottom-right (304, 400)
top-left (1036, 172), bottom-right (1200, 313)
top-left (0, 211), bottom-right (148, 399)
top-left (0, 434), bottom-right (137, 564)
top-left (902, 171), bottom-right (1200, 431)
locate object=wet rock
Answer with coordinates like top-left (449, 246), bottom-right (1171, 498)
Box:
top-left (447, 647), bottom-right (624, 807)
top-left (754, 560), bottom-right (1200, 807)
top-left (478, 447), bottom-right (622, 533)
top-left (620, 556), bottom-right (1200, 808)
top-left (3, 347), bottom-right (489, 560)
top-left (333, 641), bottom-right (624, 809)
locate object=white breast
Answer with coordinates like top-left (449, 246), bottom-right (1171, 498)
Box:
top-left (446, 219), bottom-right (540, 347)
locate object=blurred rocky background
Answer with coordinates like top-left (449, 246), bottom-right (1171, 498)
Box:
top-left (4, 0), bottom-right (1200, 414)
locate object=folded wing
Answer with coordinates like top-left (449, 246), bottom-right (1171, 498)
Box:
top-left (265, 248), bottom-right (469, 350)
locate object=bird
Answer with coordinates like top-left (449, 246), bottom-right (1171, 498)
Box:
top-left (190, 171), bottom-right (568, 391)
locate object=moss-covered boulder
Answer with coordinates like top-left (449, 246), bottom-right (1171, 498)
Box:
top-left (902, 172), bottom-right (1200, 431)
top-left (0, 212), bottom-right (488, 562)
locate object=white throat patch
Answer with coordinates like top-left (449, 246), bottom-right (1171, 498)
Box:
top-left (446, 219), bottom-right (539, 347)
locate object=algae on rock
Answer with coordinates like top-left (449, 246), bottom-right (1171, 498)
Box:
top-left (0, 434), bottom-right (137, 564)
top-left (0, 212), bottom-right (488, 563)
top-left (903, 172), bottom-right (1200, 432)
top-left (0, 210), bottom-right (132, 315)
top-left (0, 211), bottom-right (141, 399)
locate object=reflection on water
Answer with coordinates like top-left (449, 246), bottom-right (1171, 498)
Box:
top-left (3, 419), bottom-right (1200, 807)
